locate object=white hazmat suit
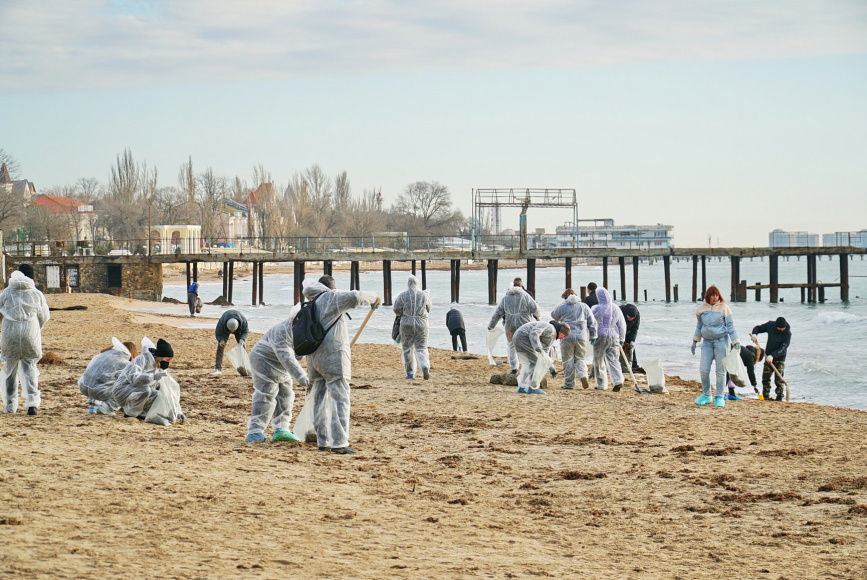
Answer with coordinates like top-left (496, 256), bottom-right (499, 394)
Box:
top-left (0, 271), bottom-right (50, 413)
top-left (488, 285), bottom-right (540, 372)
top-left (112, 345), bottom-right (167, 418)
top-left (302, 281), bottom-right (379, 450)
top-left (392, 275), bottom-right (432, 378)
top-left (550, 295), bottom-right (597, 388)
top-left (78, 338), bottom-right (132, 412)
top-left (247, 310), bottom-right (309, 438)
top-left (590, 287), bottom-right (627, 390)
top-left (512, 321), bottom-right (558, 392)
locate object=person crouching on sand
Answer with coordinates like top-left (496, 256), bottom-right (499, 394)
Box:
top-left (80, 338), bottom-right (138, 414)
top-left (691, 285), bottom-right (740, 408)
top-left (111, 338), bottom-right (175, 419)
top-left (512, 321), bottom-right (570, 394)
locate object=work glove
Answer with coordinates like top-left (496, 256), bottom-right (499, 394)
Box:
top-left (549, 367), bottom-right (558, 377)
top-left (297, 375), bottom-right (310, 388)
top-left (239, 339), bottom-right (246, 348)
top-left (766, 355), bottom-right (774, 364)
top-left (619, 340), bottom-right (625, 346)
top-left (590, 338), bottom-right (596, 345)
top-left (749, 333), bottom-right (758, 343)
top-left (153, 370), bottom-right (167, 381)
top-left (732, 343), bottom-right (740, 350)
top-left (372, 297), bottom-right (382, 310)
top-left (690, 342), bottom-right (697, 356)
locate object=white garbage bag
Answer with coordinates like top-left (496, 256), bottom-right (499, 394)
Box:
top-left (226, 344), bottom-right (252, 376)
top-left (486, 326), bottom-right (505, 366)
top-left (530, 349), bottom-right (555, 389)
top-left (145, 373), bottom-right (182, 426)
top-left (293, 389), bottom-right (334, 445)
top-left (722, 348), bottom-right (748, 385)
top-left (645, 359), bottom-right (669, 394)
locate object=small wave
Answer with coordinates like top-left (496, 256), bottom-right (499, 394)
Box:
top-left (816, 312), bottom-right (867, 324)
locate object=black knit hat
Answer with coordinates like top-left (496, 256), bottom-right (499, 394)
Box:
top-left (775, 317), bottom-right (787, 329)
top-left (153, 338), bottom-right (174, 358)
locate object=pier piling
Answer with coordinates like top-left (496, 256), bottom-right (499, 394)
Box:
top-left (383, 260), bottom-right (393, 306)
top-left (293, 261), bottom-right (305, 304)
top-left (323, 260), bottom-right (332, 276)
top-left (840, 254), bottom-right (849, 302)
top-left (487, 259), bottom-right (498, 305)
top-left (565, 257), bottom-right (572, 291)
top-left (602, 257), bottom-right (609, 290)
top-left (691, 256), bottom-right (698, 302)
top-left (633, 257), bottom-right (639, 302)
top-left (663, 256), bottom-right (671, 303)
top-left (350, 261), bottom-right (360, 291)
top-left (618, 257), bottom-right (626, 301)
top-left (421, 260), bottom-right (427, 290)
top-left (252, 262), bottom-right (259, 306)
top-left (258, 262), bottom-right (264, 305)
top-left (228, 262), bottom-right (234, 304)
top-left (527, 259), bottom-right (536, 298)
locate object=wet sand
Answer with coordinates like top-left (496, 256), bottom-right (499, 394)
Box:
top-left (1, 293), bottom-right (865, 578)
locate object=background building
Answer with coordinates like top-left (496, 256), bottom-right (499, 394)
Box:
top-left (768, 229), bottom-right (820, 248)
top-left (823, 231), bottom-right (867, 248)
top-left (555, 219), bottom-right (673, 249)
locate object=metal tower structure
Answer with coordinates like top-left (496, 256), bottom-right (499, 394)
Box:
top-left (471, 188), bottom-right (578, 251)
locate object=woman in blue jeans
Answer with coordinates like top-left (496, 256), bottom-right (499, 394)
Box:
top-left (691, 285), bottom-right (740, 407)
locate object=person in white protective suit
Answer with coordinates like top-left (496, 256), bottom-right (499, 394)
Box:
top-left (550, 289), bottom-right (597, 390)
top-left (590, 287), bottom-right (627, 392)
top-left (245, 306), bottom-right (310, 443)
top-left (302, 276), bottom-right (381, 455)
top-left (0, 265), bottom-right (50, 415)
top-left (110, 338), bottom-right (177, 419)
top-left (392, 275), bottom-right (432, 380)
top-left (78, 338), bottom-right (138, 414)
top-left (512, 321), bottom-right (570, 394)
top-left (487, 278), bottom-right (541, 374)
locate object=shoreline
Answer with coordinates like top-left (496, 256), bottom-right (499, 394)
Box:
top-left (2, 292), bottom-right (864, 578)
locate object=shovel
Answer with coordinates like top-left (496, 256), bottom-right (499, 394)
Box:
top-left (350, 304), bottom-right (377, 348)
top-left (619, 345), bottom-right (643, 393)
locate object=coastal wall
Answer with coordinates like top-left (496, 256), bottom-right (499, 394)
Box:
top-left (3, 255), bottom-right (163, 300)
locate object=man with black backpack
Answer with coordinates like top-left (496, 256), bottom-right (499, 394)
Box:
top-left (302, 275), bottom-right (381, 455)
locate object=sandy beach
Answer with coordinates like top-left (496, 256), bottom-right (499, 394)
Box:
top-left (1, 292), bottom-right (865, 578)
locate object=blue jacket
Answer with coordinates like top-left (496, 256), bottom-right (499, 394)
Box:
top-left (693, 301), bottom-right (739, 344)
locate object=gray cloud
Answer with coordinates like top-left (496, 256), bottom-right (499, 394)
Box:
top-left (1, 0), bottom-right (865, 93)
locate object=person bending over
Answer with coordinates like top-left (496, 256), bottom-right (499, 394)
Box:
top-left (751, 317), bottom-right (791, 402)
top-left (446, 304), bottom-right (467, 352)
top-left (512, 321), bottom-right (570, 395)
top-left (80, 338), bottom-right (137, 414)
top-left (211, 309), bottom-right (249, 377)
top-left (112, 338), bottom-right (175, 419)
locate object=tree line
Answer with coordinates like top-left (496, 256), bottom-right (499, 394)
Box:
top-left (0, 148), bottom-right (468, 247)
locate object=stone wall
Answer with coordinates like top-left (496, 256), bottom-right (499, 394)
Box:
top-left (3, 256), bottom-right (163, 301)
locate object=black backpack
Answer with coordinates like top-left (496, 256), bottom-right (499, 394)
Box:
top-left (292, 293), bottom-right (338, 356)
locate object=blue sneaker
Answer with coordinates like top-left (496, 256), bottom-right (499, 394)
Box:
top-left (245, 432), bottom-right (268, 442)
top-left (516, 387), bottom-right (528, 394)
top-left (526, 387), bottom-right (546, 395)
top-left (406, 374), bottom-right (414, 380)
top-left (87, 406), bottom-right (98, 414)
top-left (272, 430), bottom-right (301, 442)
top-left (725, 394), bottom-right (742, 401)
top-left (714, 396), bottom-right (726, 408)
top-left (694, 394), bottom-right (712, 406)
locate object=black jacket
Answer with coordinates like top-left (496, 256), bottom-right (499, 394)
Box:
top-left (215, 309), bottom-right (249, 343)
top-left (446, 308), bottom-right (465, 332)
top-left (751, 321), bottom-right (791, 361)
top-left (620, 304), bottom-right (640, 343)
top-left (582, 291), bottom-right (598, 308)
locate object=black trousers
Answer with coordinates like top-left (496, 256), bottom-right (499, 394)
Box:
top-left (451, 329), bottom-right (467, 352)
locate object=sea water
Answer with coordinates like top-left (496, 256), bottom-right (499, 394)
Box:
top-left (157, 256), bottom-right (867, 410)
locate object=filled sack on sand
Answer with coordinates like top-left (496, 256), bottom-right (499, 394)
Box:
top-left (645, 360), bottom-right (669, 394)
top-left (145, 374), bottom-right (183, 426)
top-left (226, 344), bottom-right (252, 376)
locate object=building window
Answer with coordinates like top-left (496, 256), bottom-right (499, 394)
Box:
top-left (67, 265), bottom-right (79, 288)
top-left (46, 265), bottom-right (61, 288)
top-left (107, 265), bottom-right (122, 288)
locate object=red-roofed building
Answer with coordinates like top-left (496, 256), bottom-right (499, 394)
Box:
top-left (29, 194), bottom-right (96, 252)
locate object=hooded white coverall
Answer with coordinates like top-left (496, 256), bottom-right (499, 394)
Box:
top-left (78, 338), bottom-right (131, 411)
top-left (590, 287), bottom-right (627, 390)
top-left (0, 271), bottom-right (50, 413)
top-left (112, 348), bottom-right (166, 417)
top-left (550, 295), bottom-right (597, 388)
top-left (488, 285), bottom-right (540, 372)
top-left (392, 275), bottom-right (432, 377)
top-left (247, 313), bottom-right (309, 437)
top-left (513, 321), bottom-right (558, 390)
top-left (302, 281), bottom-right (378, 449)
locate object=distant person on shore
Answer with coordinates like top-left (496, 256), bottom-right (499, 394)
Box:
top-left (446, 304), bottom-right (467, 352)
top-left (79, 338), bottom-right (138, 414)
top-left (582, 282), bottom-right (599, 308)
top-left (112, 338), bottom-right (177, 419)
top-left (0, 265), bottom-right (50, 415)
top-left (590, 287), bottom-right (626, 391)
top-left (187, 281), bottom-right (199, 317)
top-left (210, 309), bottom-right (249, 377)
top-left (513, 321), bottom-right (570, 394)
top-left (393, 275), bottom-right (432, 380)
top-left (619, 304), bottom-right (641, 374)
top-left (245, 307), bottom-right (309, 442)
top-left (303, 275), bottom-right (381, 455)
top-left (488, 278), bottom-right (541, 375)
top-left (550, 289), bottom-right (597, 389)
top-left (691, 285), bottom-right (740, 407)
top-left (751, 317), bottom-right (791, 402)
top-left (726, 343), bottom-right (765, 400)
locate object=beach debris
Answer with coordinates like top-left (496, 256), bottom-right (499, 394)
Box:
top-left (48, 305), bottom-right (87, 311)
top-left (161, 296), bottom-right (183, 304)
top-left (559, 470), bottom-right (607, 480)
top-left (38, 352), bottom-right (65, 365)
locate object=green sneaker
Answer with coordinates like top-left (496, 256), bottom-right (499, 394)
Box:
top-left (694, 394), bottom-right (712, 406)
top-left (272, 430), bottom-right (301, 443)
top-left (714, 396), bottom-right (726, 408)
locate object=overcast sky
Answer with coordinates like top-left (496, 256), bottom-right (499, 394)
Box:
top-left (2, 0), bottom-right (865, 247)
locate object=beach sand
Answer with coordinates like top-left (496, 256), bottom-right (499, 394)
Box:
top-left (1, 293), bottom-right (865, 578)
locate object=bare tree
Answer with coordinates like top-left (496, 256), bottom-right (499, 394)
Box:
top-left (0, 149), bottom-right (21, 179)
top-left (345, 188), bottom-right (386, 238)
top-left (108, 148), bottom-right (139, 205)
top-left (197, 167), bottom-right (228, 239)
top-left (393, 180), bottom-right (463, 235)
top-left (76, 177), bottom-right (102, 200)
top-left (177, 156), bottom-right (195, 204)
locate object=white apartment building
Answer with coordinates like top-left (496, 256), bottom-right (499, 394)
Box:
top-left (768, 229), bottom-right (820, 248)
top-left (823, 231), bottom-right (867, 248)
top-left (554, 219), bottom-right (673, 249)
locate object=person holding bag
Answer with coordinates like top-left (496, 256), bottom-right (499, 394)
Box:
top-left (691, 285), bottom-right (740, 408)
